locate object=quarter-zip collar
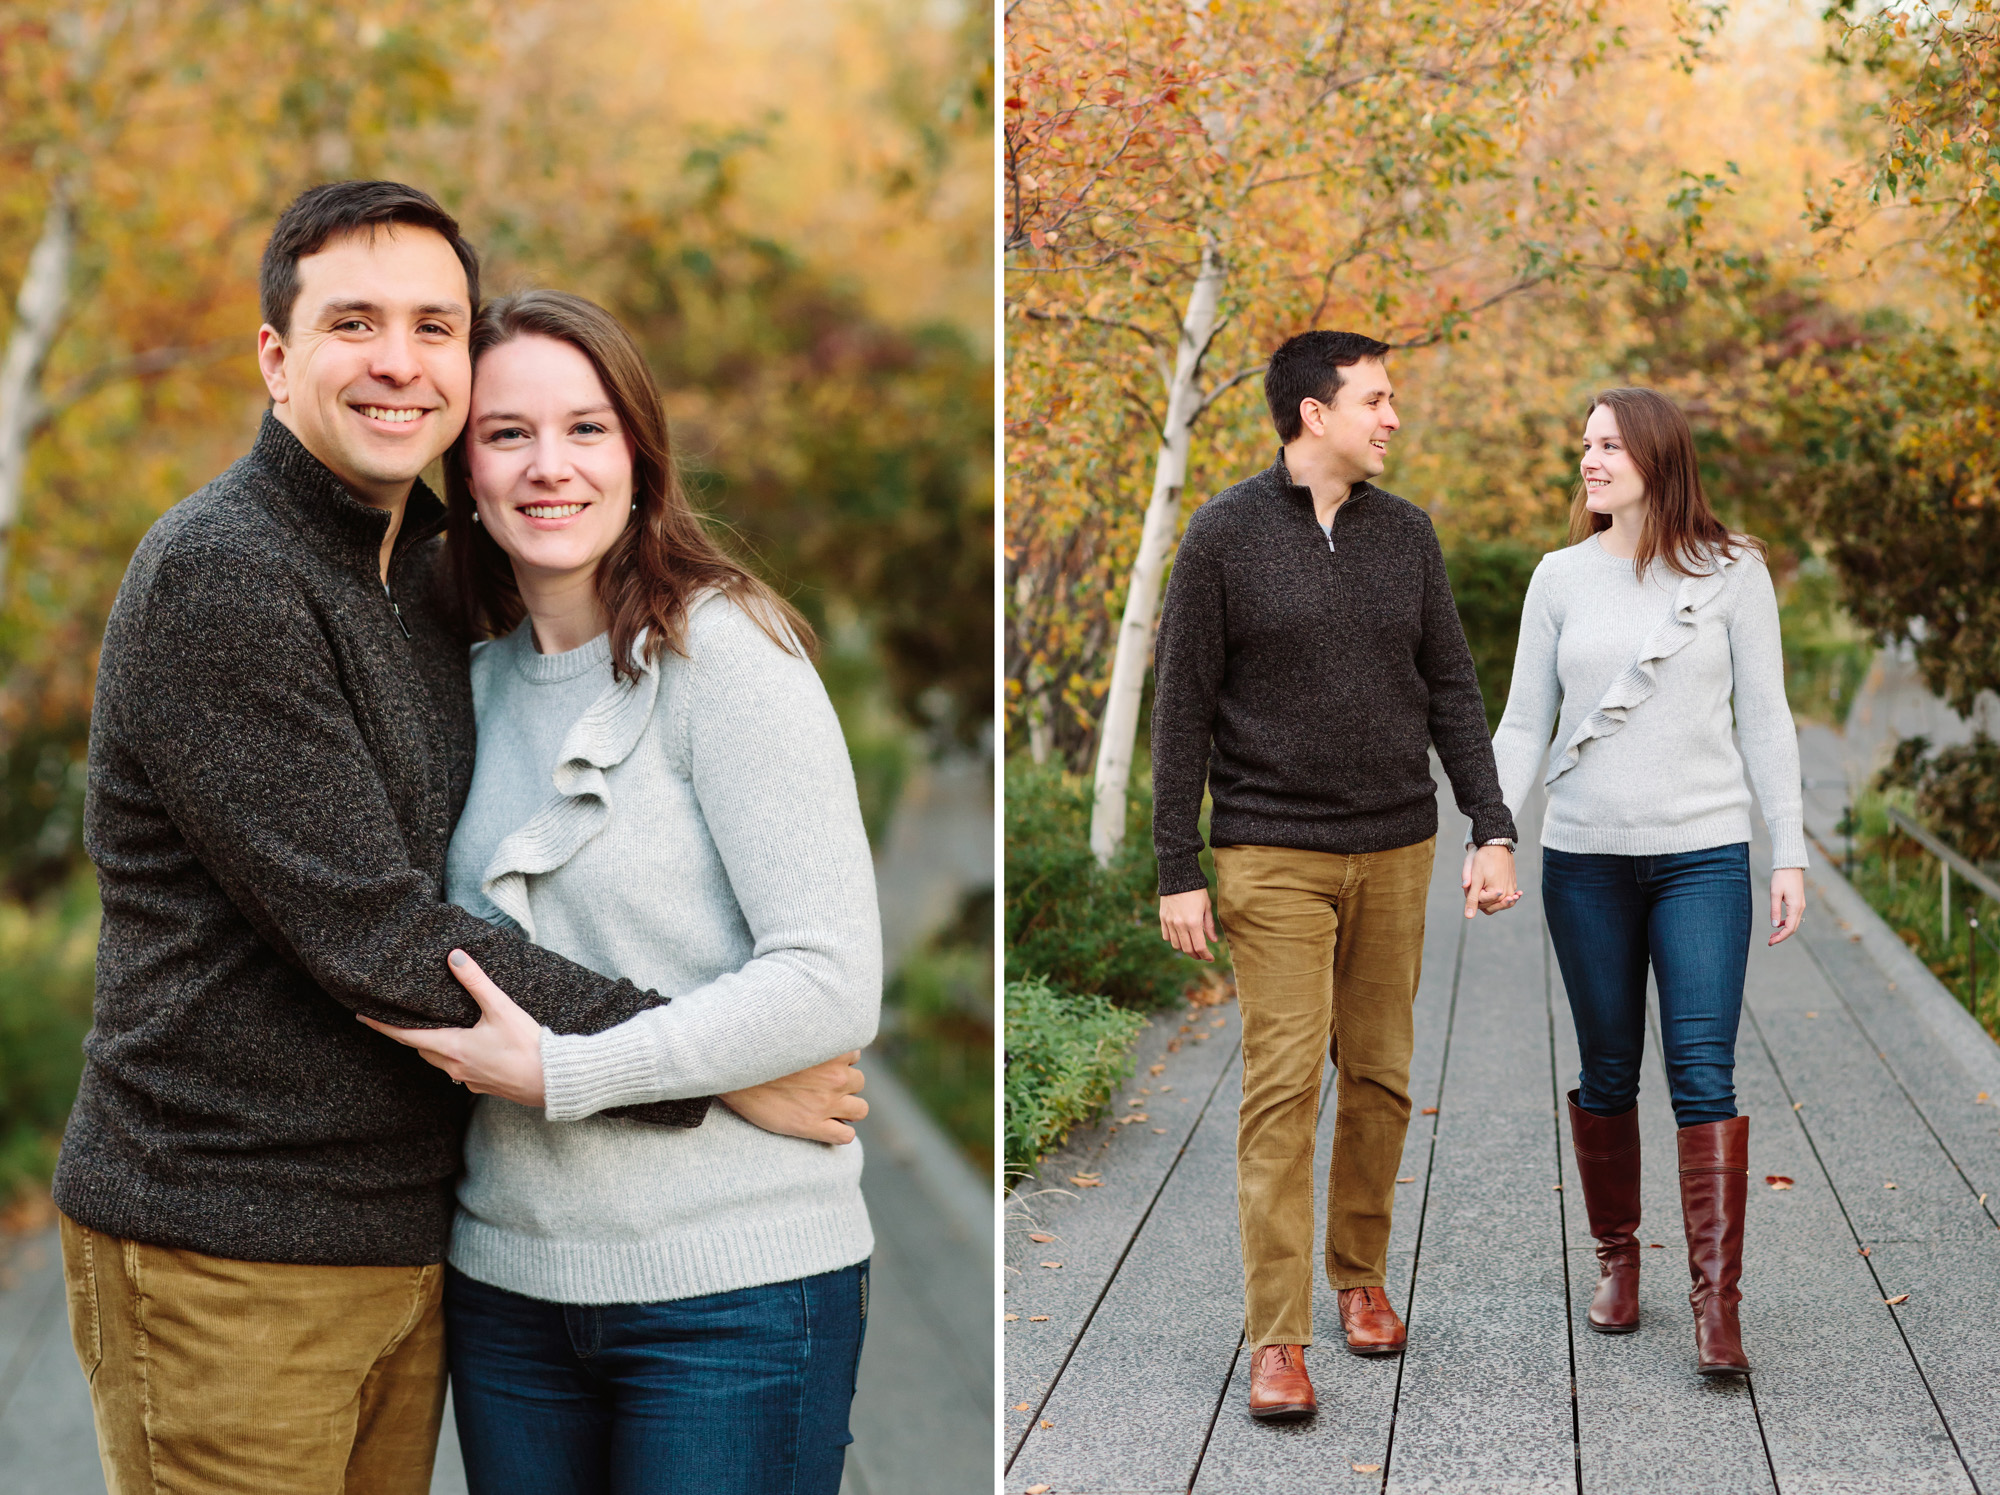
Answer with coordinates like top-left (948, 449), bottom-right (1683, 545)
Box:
top-left (1266, 451), bottom-right (1378, 535)
top-left (247, 411), bottom-right (448, 581)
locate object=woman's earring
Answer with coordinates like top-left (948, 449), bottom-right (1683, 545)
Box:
top-left (471, 511), bottom-right (481, 524)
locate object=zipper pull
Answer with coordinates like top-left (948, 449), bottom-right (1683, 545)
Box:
top-left (385, 584), bottom-right (412, 640)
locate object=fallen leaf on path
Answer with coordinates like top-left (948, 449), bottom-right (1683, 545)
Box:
top-left (1040, 1419), bottom-right (1053, 1429)
top-left (1129, 1097), bottom-right (1145, 1107)
top-left (1005, 1313), bottom-right (1019, 1321)
top-left (1028, 1486), bottom-right (1051, 1494)
top-left (1978, 1093), bottom-right (1990, 1104)
top-left (1885, 1294), bottom-right (1909, 1305)
top-left (1647, 1242), bottom-right (1664, 1249)
top-left (1029, 1315), bottom-right (1050, 1321)
top-left (1029, 1233), bottom-right (1053, 1243)
top-left (1013, 1402), bottom-right (1029, 1410)
top-left (1766, 1176), bottom-right (1794, 1190)
top-left (1352, 1463), bottom-right (1382, 1474)
top-left (1396, 1176), bottom-right (1415, 1184)
top-left (1039, 1261), bottom-right (1063, 1269)
top-left (1806, 1011), bottom-right (1817, 1018)
top-left (1981, 1194), bottom-right (1990, 1206)
top-left (1178, 1024), bottom-right (1193, 1034)
top-left (1211, 1015), bottom-right (1227, 1027)
top-left (1193, 1032), bottom-right (1210, 1042)
top-left (1167, 1039), bottom-right (1182, 1053)
top-left (1152, 1128), bottom-right (1167, 1134)
top-left (1126, 1113), bottom-right (1149, 1123)
top-left (1552, 1184), bottom-right (1563, 1191)
top-left (1885, 1181), bottom-right (1898, 1189)
top-left (1150, 1063), bottom-right (1166, 1075)
top-left (1793, 1102), bottom-right (1804, 1111)
top-left (1421, 1106), bottom-right (1438, 1115)
top-left (1069, 1174), bottom-right (1101, 1187)
top-left (1858, 1247), bottom-right (1871, 1257)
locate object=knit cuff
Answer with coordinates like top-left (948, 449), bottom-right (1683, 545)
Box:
top-left (1767, 817), bottom-right (1809, 871)
top-left (541, 1023), bottom-right (665, 1122)
top-left (1468, 803), bottom-right (1518, 849)
top-left (1157, 853), bottom-right (1210, 898)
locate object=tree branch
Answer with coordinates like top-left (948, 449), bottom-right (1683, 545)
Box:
top-left (32, 338), bottom-right (244, 433)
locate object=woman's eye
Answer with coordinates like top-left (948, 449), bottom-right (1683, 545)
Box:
top-left (488, 427), bottom-right (528, 442)
top-left (573, 422), bottom-right (607, 436)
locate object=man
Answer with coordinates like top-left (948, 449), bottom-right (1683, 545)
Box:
top-left (52, 181), bottom-right (855, 1492)
top-left (1151, 330), bottom-right (1520, 1423)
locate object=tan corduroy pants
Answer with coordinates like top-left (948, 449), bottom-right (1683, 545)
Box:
top-left (1215, 837), bottom-right (1434, 1349)
top-left (59, 1212), bottom-right (446, 1495)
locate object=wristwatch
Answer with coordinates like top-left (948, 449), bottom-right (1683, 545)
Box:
top-left (1466, 837), bottom-right (1517, 851)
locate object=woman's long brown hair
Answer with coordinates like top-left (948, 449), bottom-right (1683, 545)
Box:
top-left (445, 289), bottom-right (813, 680)
top-left (1567, 386), bottom-right (1765, 577)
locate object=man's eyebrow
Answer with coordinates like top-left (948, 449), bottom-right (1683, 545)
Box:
top-left (318, 299), bottom-right (469, 320)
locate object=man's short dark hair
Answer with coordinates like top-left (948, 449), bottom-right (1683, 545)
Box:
top-left (260, 180), bottom-right (481, 337)
top-left (1263, 330), bottom-right (1393, 443)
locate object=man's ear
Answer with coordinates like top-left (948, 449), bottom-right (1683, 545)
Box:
top-left (256, 325), bottom-right (289, 405)
top-left (1297, 397), bottom-right (1326, 438)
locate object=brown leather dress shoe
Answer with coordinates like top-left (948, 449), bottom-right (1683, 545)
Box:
top-left (1247, 1343), bottom-right (1316, 1422)
top-left (1337, 1286), bottom-right (1406, 1356)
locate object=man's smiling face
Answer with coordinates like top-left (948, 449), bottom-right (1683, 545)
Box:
top-left (256, 225), bottom-right (472, 505)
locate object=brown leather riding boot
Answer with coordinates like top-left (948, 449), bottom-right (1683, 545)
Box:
top-left (1677, 1114), bottom-right (1750, 1375)
top-left (1567, 1090), bottom-right (1641, 1334)
top-left (1336, 1286), bottom-right (1406, 1356)
top-left (1247, 1343), bottom-right (1316, 1422)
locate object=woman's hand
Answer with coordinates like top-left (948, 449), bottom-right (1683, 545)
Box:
top-left (1769, 869), bottom-right (1806, 947)
top-left (722, 1054), bottom-right (869, 1145)
top-left (357, 949), bottom-right (548, 1108)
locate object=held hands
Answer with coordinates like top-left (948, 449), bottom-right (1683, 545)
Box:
top-left (721, 1055), bottom-right (869, 1145)
top-left (1769, 868), bottom-right (1806, 947)
top-left (1461, 844), bottom-right (1522, 918)
top-left (1159, 887), bottom-right (1219, 961)
top-left (357, 949), bottom-right (547, 1107)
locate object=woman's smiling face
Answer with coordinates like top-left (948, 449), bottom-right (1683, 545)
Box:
top-left (466, 333), bottom-right (634, 585)
top-left (1580, 402), bottom-right (1647, 522)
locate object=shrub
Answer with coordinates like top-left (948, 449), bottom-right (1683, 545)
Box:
top-left (1003, 975), bottom-right (1147, 1178)
top-left (1444, 540), bottom-right (1542, 731)
top-left (0, 871), bottom-right (98, 1203)
top-left (1004, 756), bottom-right (1193, 1008)
top-left (1875, 732), bottom-right (2000, 864)
top-left (879, 888), bottom-right (993, 1171)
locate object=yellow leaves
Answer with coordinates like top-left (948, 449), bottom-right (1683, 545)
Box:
top-left (1069, 1173), bottom-right (1103, 1187)
top-left (1885, 1293), bottom-right (1910, 1306)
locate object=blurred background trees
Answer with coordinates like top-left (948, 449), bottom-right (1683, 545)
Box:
top-left (0, 0), bottom-right (993, 1192)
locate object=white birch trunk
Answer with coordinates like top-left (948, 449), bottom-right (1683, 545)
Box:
top-left (0, 188), bottom-right (74, 603)
top-left (1087, 238), bottom-right (1224, 865)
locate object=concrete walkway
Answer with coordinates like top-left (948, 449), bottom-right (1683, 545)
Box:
top-left (0, 1058), bottom-right (991, 1495)
top-left (1004, 776), bottom-right (2000, 1494)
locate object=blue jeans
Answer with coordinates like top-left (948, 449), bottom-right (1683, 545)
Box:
top-left (1542, 843), bottom-right (1751, 1129)
top-left (445, 1261), bottom-right (867, 1495)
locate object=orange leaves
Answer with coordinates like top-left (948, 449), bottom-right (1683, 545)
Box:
top-left (1766, 1176), bottom-right (1795, 1190)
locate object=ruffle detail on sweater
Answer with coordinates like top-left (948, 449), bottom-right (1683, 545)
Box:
top-left (482, 641), bottom-right (660, 941)
top-left (1545, 551), bottom-right (1736, 787)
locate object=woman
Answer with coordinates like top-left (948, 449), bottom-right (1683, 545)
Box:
top-left (1489, 387), bottom-right (1805, 1376)
top-left (361, 289), bottom-right (880, 1492)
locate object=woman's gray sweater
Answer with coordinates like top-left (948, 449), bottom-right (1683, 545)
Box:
top-left (443, 597), bottom-right (880, 1304)
top-left (1490, 536), bottom-right (1807, 870)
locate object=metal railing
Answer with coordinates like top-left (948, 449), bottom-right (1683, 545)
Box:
top-left (1883, 805), bottom-right (2000, 996)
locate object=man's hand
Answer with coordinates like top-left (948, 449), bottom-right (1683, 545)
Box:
top-left (1159, 887), bottom-right (1219, 961)
top-left (1768, 869), bottom-right (1806, 946)
top-left (722, 1054), bottom-right (869, 1144)
top-left (358, 949), bottom-right (547, 1107)
top-left (1461, 844), bottom-right (1522, 918)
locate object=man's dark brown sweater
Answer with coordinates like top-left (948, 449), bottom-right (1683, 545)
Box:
top-left (54, 415), bottom-right (705, 1268)
top-left (1150, 456), bottom-right (1516, 896)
